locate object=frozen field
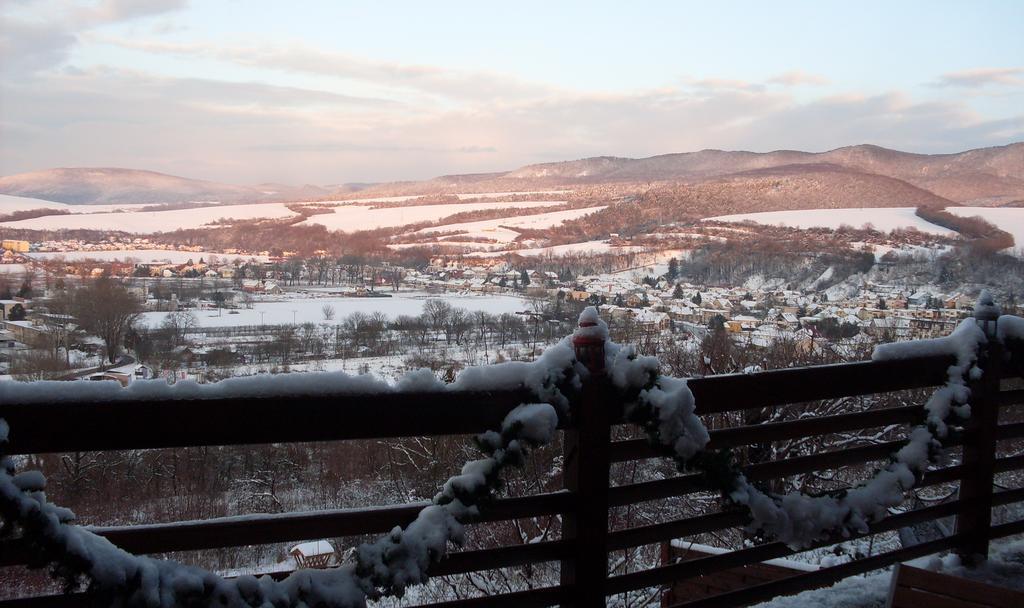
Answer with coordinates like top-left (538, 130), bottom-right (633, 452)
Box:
top-left (0, 193), bottom-right (151, 214)
top-left (454, 191), bottom-right (571, 199)
top-left (139, 292), bottom-right (534, 328)
top-left (466, 240), bottom-right (642, 258)
top-left (415, 207), bottom-right (606, 243)
top-left (0, 203), bottom-right (298, 233)
top-left (947, 206), bottom-right (1024, 254)
top-left (707, 207), bottom-right (956, 235)
top-left (26, 249), bottom-right (269, 264)
top-left (298, 200), bottom-right (564, 232)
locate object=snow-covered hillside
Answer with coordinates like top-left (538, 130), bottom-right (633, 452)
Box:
top-left (707, 207), bottom-right (955, 235)
top-left (0, 203), bottom-right (299, 233)
top-left (947, 206), bottom-right (1024, 253)
top-left (414, 207), bottom-right (606, 243)
top-left (298, 200), bottom-right (565, 232)
top-left (140, 292), bottom-right (532, 328)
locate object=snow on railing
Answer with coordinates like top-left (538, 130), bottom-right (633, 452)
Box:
top-left (1, 302), bottom-right (1019, 607)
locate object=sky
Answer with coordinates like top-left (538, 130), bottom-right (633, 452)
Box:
top-left (1, 0), bottom-right (1023, 185)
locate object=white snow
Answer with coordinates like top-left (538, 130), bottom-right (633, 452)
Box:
top-left (415, 207), bottom-right (606, 244)
top-left (0, 194), bottom-right (156, 215)
top-left (26, 250), bottom-right (269, 264)
top-left (0, 203), bottom-right (299, 233)
top-left (139, 293), bottom-right (533, 329)
top-left (707, 207), bottom-right (956, 236)
top-left (947, 206), bottom-right (1024, 255)
top-left (454, 191), bottom-right (572, 199)
top-left (290, 540), bottom-right (335, 556)
top-left (465, 239), bottom-right (643, 258)
top-left (298, 201), bottom-right (565, 232)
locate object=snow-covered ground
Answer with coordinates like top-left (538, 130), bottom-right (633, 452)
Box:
top-left (0, 203), bottom-right (299, 233)
top-left (454, 190), bottom-right (571, 199)
top-left (414, 207), bottom-right (606, 243)
top-left (0, 193), bottom-right (152, 214)
top-left (947, 206), bottom-right (1024, 254)
top-left (139, 292), bottom-right (534, 328)
top-left (299, 200), bottom-right (565, 232)
top-left (25, 250), bottom-right (269, 264)
top-left (466, 240), bottom-right (645, 258)
top-left (707, 207), bottom-right (956, 236)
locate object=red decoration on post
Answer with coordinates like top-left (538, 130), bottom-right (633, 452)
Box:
top-left (573, 317), bottom-right (606, 375)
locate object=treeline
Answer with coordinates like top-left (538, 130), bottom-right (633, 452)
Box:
top-left (915, 205), bottom-right (1015, 254)
top-left (0, 207), bottom-right (71, 222)
top-left (675, 237), bottom-right (874, 287)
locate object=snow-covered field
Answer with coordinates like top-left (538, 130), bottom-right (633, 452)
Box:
top-left (0, 203), bottom-right (299, 233)
top-left (298, 200), bottom-right (565, 232)
top-left (415, 207), bottom-right (606, 243)
top-left (25, 249), bottom-right (269, 264)
top-left (0, 193), bottom-right (578, 235)
top-left (139, 292), bottom-right (534, 328)
top-left (466, 239), bottom-right (641, 258)
top-left (454, 190), bottom-right (571, 199)
top-left (707, 207), bottom-right (956, 236)
top-left (0, 193), bottom-right (152, 214)
top-left (947, 206), bottom-right (1024, 253)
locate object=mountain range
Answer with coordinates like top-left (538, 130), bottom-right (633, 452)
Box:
top-left (1, 143), bottom-right (1022, 208)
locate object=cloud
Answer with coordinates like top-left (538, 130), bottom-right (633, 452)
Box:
top-left (933, 67), bottom-right (1024, 88)
top-left (0, 0), bottom-right (187, 76)
top-left (91, 36), bottom-right (557, 103)
top-left (767, 70), bottom-right (830, 87)
top-left (4, 65), bottom-right (1020, 185)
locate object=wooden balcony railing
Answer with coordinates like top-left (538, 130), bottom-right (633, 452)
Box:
top-left (1, 310), bottom-right (1023, 607)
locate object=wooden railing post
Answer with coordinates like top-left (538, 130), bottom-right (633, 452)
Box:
top-left (955, 296), bottom-right (1001, 563)
top-left (562, 322), bottom-right (612, 607)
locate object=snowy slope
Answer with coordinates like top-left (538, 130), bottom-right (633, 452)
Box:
top-left (946, 206), bottom-right (1024, 253)
top-left (298, 201), bottom-right (565, 232)
top-left (0, 203), bottom-right (300, 233)
top-left (26, 250), bottom-right (269, 264)
top-left (415, 207), bottom-right (606, 243)
top-left (707, 207), bottom-right (955, 235)
top-left (139, 293), bottom-right (532, 328)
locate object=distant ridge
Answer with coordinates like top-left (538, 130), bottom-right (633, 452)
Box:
top-left (3, 143), bottom-right (1022, 207)
top-left (0, 168), bottom-right (330, 205)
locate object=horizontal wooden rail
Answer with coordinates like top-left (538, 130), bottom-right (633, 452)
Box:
top-left (411, 585), bottom-right (569, 608)
top-left (998, 389), bottom-right (1024, 406)
top-left (611, 406), bottom-right (921, 463)
top-left (0, 389), bottom-right (540, 455)
top-left (666, 535), bottom-right (962, 608)
top-left (997, 421), bottom-right (1024, 440)
top-left (608, 485), bottom-right (1024, 598)
top-left (0, 492), bottom-right (572, 568)
top-left (687, 354), bottom-right (954, 414)
top-left (607, 500), bottom-right (964, 595)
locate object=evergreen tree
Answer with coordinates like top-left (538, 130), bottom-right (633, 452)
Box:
top-left (691, 292), bottom-right (703, 306)
top-left (667, 258), bottom-right (679, 280)
top-left (672, 284), bottom-right (684, 299)
top-left (520, 270), bottom-right (531, 286)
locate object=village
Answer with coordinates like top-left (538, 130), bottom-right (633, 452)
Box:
top-left (0, 234), bottom-right (989, 386)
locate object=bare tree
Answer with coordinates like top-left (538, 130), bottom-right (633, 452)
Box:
top-left (322, 304), bottom-right (336, 321)
top-left (161, 310), bottom-right (198, 347)
top-left (71, 278), bottom-right (142, 363)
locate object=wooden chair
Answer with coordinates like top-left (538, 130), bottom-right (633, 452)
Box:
top-left (886, 563), bottom-right (1024, 608)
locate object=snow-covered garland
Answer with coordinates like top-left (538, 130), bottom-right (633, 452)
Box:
top-left (0, 342), bottom-right (585, 608)
top-left (0, 301), bottom-right (1016, 606)
top-left (603, 300), bottom-right (1000, 549)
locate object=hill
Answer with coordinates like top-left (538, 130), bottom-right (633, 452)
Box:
top-left (0, 168), bottom-right (330, 205)
top-left (498, 143), bottom-right (1024, 204)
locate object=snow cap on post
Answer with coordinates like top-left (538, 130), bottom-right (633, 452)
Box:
top-left (573, 306), bottom-right (607, 374)
top-left (973, 289), bottom-right (1000, 338)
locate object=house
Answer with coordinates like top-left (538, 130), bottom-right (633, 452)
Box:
top-left (726, 315), bottom-right (760, 333)
top-left (290, 541), bottom-right (337, 569)
top-left (0, 300), bottom-right (26, 321)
